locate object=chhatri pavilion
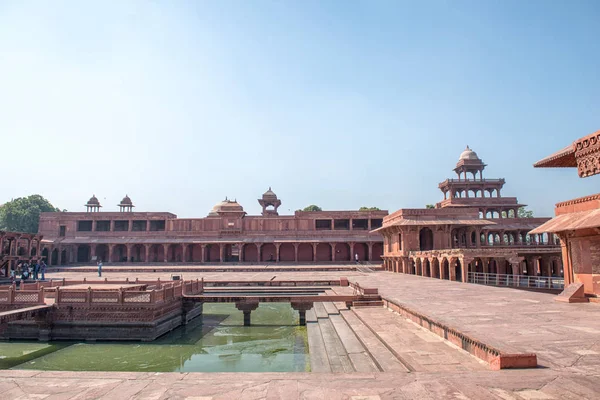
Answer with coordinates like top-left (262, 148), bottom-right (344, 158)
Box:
top-left (375, 147), bottom-right (562, 282)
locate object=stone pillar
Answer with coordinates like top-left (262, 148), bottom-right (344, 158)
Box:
top-left (238, 243), bottom-right (244, 262)
top-left (57, 247), bottom-right (63, 265)
top-left (368, 243), bottom-right (373, 261)
top-left (291, 302), bottom-right (314, 326)
top-left (256, 243), bottom-right (262, 262)
top-left (312, 243), bottom-right (317, 263)
top-left (108, 244), bottom-right (115, 264)
top-left (220, 245), bottom-right (225, 263)
top-left (201, 245), bottom-right (206, 263)
top-left (126, 244), bottom-right (132, 262)
top-left (26, 238), bottom-right (32, 258)
top-left (294, 243), bottom-right (299, 262)
top-left (181, 244), bottom-right (187, 263)
top-left (144, 244), bottom-right (150, 263)
top-left (162, 244), bottom-right (168, 263)
top-left (275, 243), bottom-right (281, 262)
top-left (235, 301), bottom-right (259, 326)
top-left (332, 243), bottom-right (336, 262)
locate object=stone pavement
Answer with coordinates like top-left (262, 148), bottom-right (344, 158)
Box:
top-left (1, 368), bottom-right (599, 399)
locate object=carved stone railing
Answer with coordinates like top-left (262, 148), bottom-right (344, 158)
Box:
top-left (468, 272), bottom-right (564, 290)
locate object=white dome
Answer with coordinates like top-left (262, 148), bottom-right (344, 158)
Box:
top-left (459, 146), bottom-right (479, 161)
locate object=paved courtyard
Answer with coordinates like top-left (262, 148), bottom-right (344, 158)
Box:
top-left (2, 266), bottom-right (599, 399)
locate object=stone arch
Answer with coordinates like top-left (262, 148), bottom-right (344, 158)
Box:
top-left (205, 244), bottom-right (220, 262)
top-left (371, 243), bottom-right (383, 261)
top-left (30, 244), bottom-right (37, 257)
top-left (261, 243), bottom-right (277, 262)
top-left (432, 258), bottom-right (440, 279)
top-left (315, 243), bottom-right (332, 262)
top-left (441, 258), bottom-right (450, 280)
top-left (95, 245), bottom-right (109, 263)
top-left (243, 244), bottom-right (258, 262)
top-left (410, 258), bottom-right (416, 274)
top-left (352, 243), bottom-right (368, 261)
top-left (454, 258), bottom-right (462, 281)
top-left (112, 244), bottom-right (127, 262)
top-left (297, 244), bottom-right (313, 262)
top-left (51, 248), bottom-right (59, 265)
top-left (334, 243), bottom-right (351, 262)
top-left (131, 244), bottom-right (146, 262)
top-left (419, 227), bottom-right (434, 251)
top-left (41, 247), bottom-right (49, 262)
top-left (77, 245), bottom-right (90, 263)
top-left (424, 258), bottom-right (431, 277)
top-left (279, 243), bottom-right (295, 262)
top-left (148, 244), bottom-right (164, 262)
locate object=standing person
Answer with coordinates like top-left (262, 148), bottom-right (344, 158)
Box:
top-left (33, 262), bottom-right (39, 280)
top-left (40, 261), bottom-right (47, 281)
top-left (355, 253), bottom-right (359, 264)
top-left (97, 260), bottom-right (103, 277)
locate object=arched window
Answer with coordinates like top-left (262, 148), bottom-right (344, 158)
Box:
top-left (419, 227), bottom-right (434, 251)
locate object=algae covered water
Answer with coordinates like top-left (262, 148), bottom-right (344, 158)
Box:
top-left (0, 303), bottom-right (310, 372)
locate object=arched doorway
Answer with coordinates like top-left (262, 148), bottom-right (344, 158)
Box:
top-left (455, 259), bottom-right (462, 281)
top-left (315, 243), bottom-right (332, 262)
top-left (51, 248), bottom-right (59, 265)
top-left (432, 258), bottom-right (440, 278)
top-left (297, 243), bottom-right (313, 262)
top-left (112, 245), bottom-right (127, 262)
top-left (243, 244), bottom-right (258, 262)
top-left (60, 249), bottom-right (67, 265)
top-left (167, 244), bottom-right (183, 262)
top-left (279, 243), bottom-right (295, 262)
top-left (419, 228), bottom-right (434, 251)
top-left (95, 245), bottom-right (109, 263)
top-left (261, 243), bottom-right (277, 262)
top-left (77, 245), bottom-right (90, 263)
top-left (132, 244), bottom-right (145, 262)
top-left (42, 248), bottom-right (49, 262)
top-left (148, 244), bottom-right (164, 262)
top-left (334, 243), bottom-right (350, 262)
top-left (424, 259), bottom-right (431, 277)
top-left (353, 243), bottom-right (368, 261)
top-left (371, 243), bottom-right (383, 261)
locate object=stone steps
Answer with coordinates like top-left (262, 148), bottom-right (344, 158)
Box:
top-left (339, 308), bottom-right (410, 372)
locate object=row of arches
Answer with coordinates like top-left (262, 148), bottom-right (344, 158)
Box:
top-left (46, 242), bottom-right (384, 264)
top-left (444, 188), bottom-right (502, 199)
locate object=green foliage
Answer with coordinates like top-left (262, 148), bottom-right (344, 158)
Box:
top-left (425, 204), bottom-right (435, 209)
top-left (300, 205), bottom-right (322, 212)
top-left (0, 195), bottom-right (60, 233)
top-left (359, 207), bottom-right (380, 211)
top-left (518, 207), bottom-right (534, 218)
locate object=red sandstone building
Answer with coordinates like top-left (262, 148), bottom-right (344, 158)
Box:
top-left (531, 129), bottom-right (600, 299)
top-left (376, 147), bottom-right (562, 282)
top-left (38, 190), bottom-right (386, 265)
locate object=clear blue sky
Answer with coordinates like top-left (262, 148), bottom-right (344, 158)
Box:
top-left (1, 1), bottom-right (599, 217)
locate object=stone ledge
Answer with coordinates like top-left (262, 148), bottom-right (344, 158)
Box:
top-left (381, 298), bottom-right (537, 370)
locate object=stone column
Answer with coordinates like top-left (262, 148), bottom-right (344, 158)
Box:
top-left (126, 244), bottom-right (132, 262)
top-left (235, 301), bottom-right (259, 326)
top-left (57, 247), bottom-right (63, 265)
top-left (144, 244), bottom-right (150, 263)
top-left (294, 243), bottom-right (299, 262)
top-left (332, 243), bottom-right (336, 262)
top-left (108, 244), bottom-right (115, 264)
top-left (291, 301), bottom-right (314, 326)
top-left (201, 245), bottom-right (206, 263)
top-left (181, 244), bottom-right (187, 263)
top-left (368, 243), bottom-right (373, 261)
top-left (220, 245), bottom-right (225, 263)
top-left (238, 243), bottom-right (244, 262)
top-left (275, 243), bottom-right (281, 262)
top-left (312, 243), bottom-right (317, 263)
top-left (162, 244), bottom-right (168, 263)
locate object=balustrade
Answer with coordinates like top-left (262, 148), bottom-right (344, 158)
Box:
top-left (468, 272), bottom-right (564, 290)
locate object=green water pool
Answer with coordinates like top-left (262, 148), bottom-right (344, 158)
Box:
top-left (0, 303), bottom-right (310, 373)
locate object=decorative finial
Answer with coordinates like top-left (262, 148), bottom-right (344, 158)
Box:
top-left (269, 186), bottom-right (271, 190)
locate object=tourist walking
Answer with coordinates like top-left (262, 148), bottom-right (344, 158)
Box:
top-left (97, 260), bottom-right (103, 277)
top-left (40, 261), bottom-right (47, 281)
top-left (355, 253), bottom-right (359, 264)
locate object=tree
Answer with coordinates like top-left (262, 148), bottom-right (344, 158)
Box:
top-left (518, 207), bottom-right (534, 218)
top-left (300, 205), bottom-right (322, 212)
top-left (359, 207), bottom-right (380, 211)
top-left (425, 204), bottom-right (435, 209)
top-left (0, 195), bottom-right (60, 233)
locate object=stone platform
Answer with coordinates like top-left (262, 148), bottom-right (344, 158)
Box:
top-left (13, 266), bottom-right (600, 398)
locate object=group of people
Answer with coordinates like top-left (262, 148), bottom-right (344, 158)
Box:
top-left (12, 260), bottom-right (47, 282)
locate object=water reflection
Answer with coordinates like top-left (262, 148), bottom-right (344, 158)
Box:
top-left (1, 303), bottom-right (310, 372)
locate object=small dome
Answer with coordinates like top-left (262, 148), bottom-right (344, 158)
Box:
top-left (459, 146), bottom-right (479, 161)
top-left (120, 195), bottom-right (132, 205)
top-left (262, 187), bottom-right (277, 199)
top-left (209, 197), bottom-right (244, 215)
top-left (87, 195), bottom-right (100, 205)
